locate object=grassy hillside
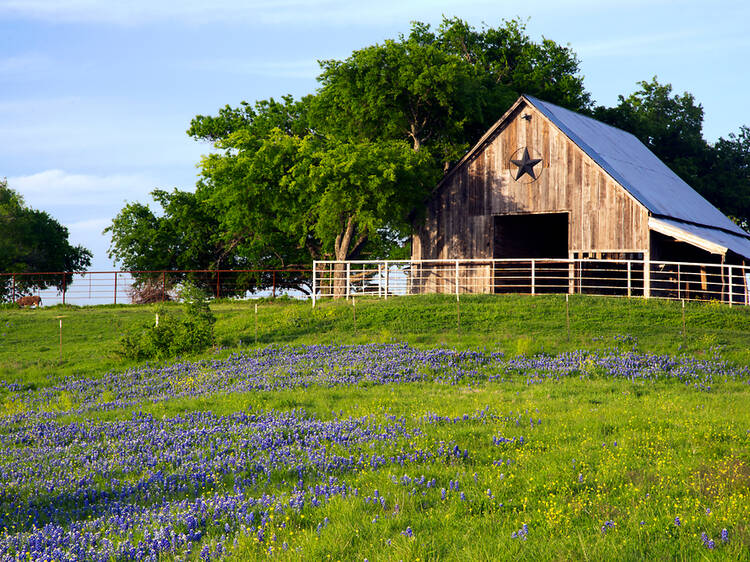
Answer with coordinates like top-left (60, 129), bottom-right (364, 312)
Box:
top-left (1, 295), bottom-right (749, 559)
top-left (2, 294), bottom-right (750, 387)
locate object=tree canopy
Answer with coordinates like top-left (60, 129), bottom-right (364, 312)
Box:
top-left (109, 18), bottom-right (589, 289)
top-left (107, 18), bottom-right (750, 293)
top-left (593, 78), bottom-right (750, 226)
top-left (0, 179), bottom-right (91, 301)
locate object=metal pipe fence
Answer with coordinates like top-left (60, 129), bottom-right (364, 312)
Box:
top-left (312, 258), bottom-right (750, 307)
top-left (0, 269), bottom-right (313, 306)
top-left (4, 259), bottom-right (749, 308)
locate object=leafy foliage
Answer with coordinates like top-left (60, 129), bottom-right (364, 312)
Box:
top-left (110, 18), bottom-right (589, 278)
top-left (118, 283), bottom-right (216, 360)
top-left (593, 78), bottom-right (750, 227)
top-left (0, 179), bottom-right (91, 301)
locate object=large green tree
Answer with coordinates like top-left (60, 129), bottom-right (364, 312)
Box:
top-left (593, 78), bottom-right (750, 226)
top-left (108, 18), bottom-right (592, 295)
top-left (0, 179), bottom-right (91, 301)
top-left (179, 19), bottom-right (589, 279)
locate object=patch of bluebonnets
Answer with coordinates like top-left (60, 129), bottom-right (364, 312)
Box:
top-left (0, 343), bottom-right (746, 559)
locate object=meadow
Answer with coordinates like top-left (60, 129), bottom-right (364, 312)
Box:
top-left (1, 295), bottom-right (749, 560)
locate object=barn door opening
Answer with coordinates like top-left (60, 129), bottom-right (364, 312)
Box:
top-left (493, 212), bottom-right (569, 293)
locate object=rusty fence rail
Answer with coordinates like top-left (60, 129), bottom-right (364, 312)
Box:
top-left (312, 258), bottom-right (750, 307)
top-left (0, 269), bottom-right (313, 306)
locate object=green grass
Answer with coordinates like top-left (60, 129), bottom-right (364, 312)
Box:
top-left (1, 295), bottom-right (750, 559)
top-left (2, 294), bottom-right (750, 388)
top-left (224, 378), bottom-right (749, 561)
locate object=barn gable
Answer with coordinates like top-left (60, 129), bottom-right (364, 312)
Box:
top-left (413, 95), bottom-right (750, 264)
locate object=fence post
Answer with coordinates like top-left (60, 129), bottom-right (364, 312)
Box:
top-left (455, 260), bottom-right (460, 301)
top-left (62, 272), bottom-right (66, 305)
top-left (567, 259), bottom-right (574, 295)
top-left (346, 262), bottom-right (351, 300)
top-left (643, 253), bottom-right (651, 298)
top-left (312, 261), bottom-right (317, 308)
top-left (114, 272), bottom-right (117, 305)
top-left (729, 265), bottom-right (733, 307)
top-left (531, 259), bottom-right (536, 296)
top-left (12, 273), bottom-right (15, 301)
top-left (385, 261), bottom-right (389, 299)
top-left (272, 271), bottom-right (276, 298)
top-left (627, 261), bottom-right (632, 298)
top-left (677, 264), bottom-right (681, 299)
top-left (378, 264), bottom-right (382, 298)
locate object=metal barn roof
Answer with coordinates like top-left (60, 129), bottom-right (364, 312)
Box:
top-left (525, 95), bottom-right (750, 257)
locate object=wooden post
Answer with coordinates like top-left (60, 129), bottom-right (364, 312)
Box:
top-left (352, 296), bottom-right (356, 333)
top-left (62, 272), bottom-right (66, 305)
top-left (531, 259), bottom-right (536, 296)
top-left (346, 262), bottom-right (351, 300)
top-left (681, 299), bottom-right (686, 339)
top-left (627, 261), bottom-right (632, 298)
top-left (643, 253), bottom-right (651, 299)
top-left (457, 294), bottom-right (461, 334)
top-left (565, 294), bottom-right (570, 342)
top-left (254, 303), bottom-right (258, 343)
top-left (114, 272), bottom-right (117, 305)
top-left (384, 261), bottom-right (389, 299)
top-left (59, 318), bottom-right (62, 362)
top-left (677, 264), bottom-right (681, 300)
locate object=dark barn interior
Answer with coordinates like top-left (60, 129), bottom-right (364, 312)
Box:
top-left (493, 213), bottom-right (569, 293)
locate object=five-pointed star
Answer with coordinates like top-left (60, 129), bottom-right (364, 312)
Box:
top-left (511, 148), bottom-right (542, 180)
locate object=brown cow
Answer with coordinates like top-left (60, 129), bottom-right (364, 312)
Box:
top-left (16, 295), bottom-right (42, 308)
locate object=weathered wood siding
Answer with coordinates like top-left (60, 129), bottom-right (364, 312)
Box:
top-left (413, 100), bottom-right (650, 266)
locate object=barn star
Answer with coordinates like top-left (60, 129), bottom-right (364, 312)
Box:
top-left (511, 147), bottom-right (542, 180)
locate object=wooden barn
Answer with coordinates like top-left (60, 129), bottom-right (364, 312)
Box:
top-left (411, 95), bottom-right (750, 299)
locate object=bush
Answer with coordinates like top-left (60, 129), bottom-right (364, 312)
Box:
top-left (119, 283), bottom-right (216, 360)
top-left (127, 279), bottom-right (175, 304)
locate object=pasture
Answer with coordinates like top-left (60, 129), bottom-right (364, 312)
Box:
top-left (1, 295), bottom-right (749, 560)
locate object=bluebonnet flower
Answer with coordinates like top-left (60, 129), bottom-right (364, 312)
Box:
top-left (511, 523), bottom-right (528, 540)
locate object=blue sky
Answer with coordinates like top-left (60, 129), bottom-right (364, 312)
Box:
top-left (2, 0), bottom-right (749, 270)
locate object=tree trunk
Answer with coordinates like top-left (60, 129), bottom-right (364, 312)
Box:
top-left (332, 216), bottom-right (356, 298)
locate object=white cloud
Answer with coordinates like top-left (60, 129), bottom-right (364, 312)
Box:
top-left (574, 26), bottom-right (750, 59)
top-left (67, 217), bottom-right (111, 232)
top-left (0, 0), bottom-right (512, 26)
top-left (189, 58), bottom-right (321, 79)
top-left (0, 53), bottom-right (50, 74)
top-left (7, 169), bottom-right (157, 208)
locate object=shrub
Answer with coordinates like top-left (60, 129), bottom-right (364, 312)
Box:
top-left (127, 278), bottom-right (175, 304)
top-left (119, 283), bottom-right (216, 360)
